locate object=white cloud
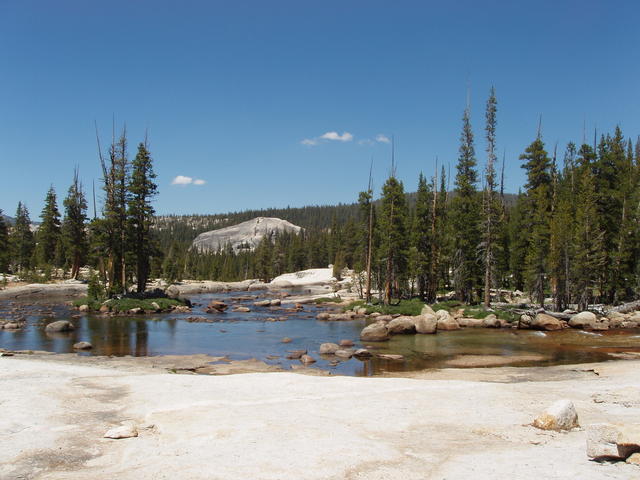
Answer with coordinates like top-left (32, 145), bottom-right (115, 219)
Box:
top-left (301, 138), bottom-right (318, 146)
top-left (320, 131), bottom-right (353, 142)
top-left (171, 175), bottom-right (206, 186)
top-left (376, 134), bottom-right (390, 143)
top-left (172, 175), bottom-right (193, 185)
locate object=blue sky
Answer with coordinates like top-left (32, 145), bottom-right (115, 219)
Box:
top-left (1, 0), bottom-right (638, 217)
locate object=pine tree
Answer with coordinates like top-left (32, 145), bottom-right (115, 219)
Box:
top-left (450, 106), bottom-right (481, 302)
top-left (0, 210), bottom-right (9, 272)
top-left (127, 141), bottom-right (158, 292)
top-left (520, 134), bottom-right (553, 307)
top-left (62, 169), bottom-right (88, 279)
top-left (481, 87), bottom-right (500, 307)
top-left (36, 186), bottom-right (62, 267)
top-left (413, 172), bottom-right (433, 300)
top-left (11, 202), bottom-right (35, 272)
top-left (99, 127), bottom-right (130, 293)
top-left (379, 174), bottom-right (409, 304)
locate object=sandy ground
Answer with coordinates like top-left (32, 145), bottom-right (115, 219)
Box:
top-left (1, 354), bottom-right (639, 480)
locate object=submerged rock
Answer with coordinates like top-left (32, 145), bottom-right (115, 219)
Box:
top-left (73, 341), bottom-right (93, 350)
top-left (353, 348), bottom-right (372, 358)
top-left (533, 399), bottom-right (579, 431)
top-left (300, 354), bottom-right (316, 364)
top-left (286, 350), bottom-right (307, 360)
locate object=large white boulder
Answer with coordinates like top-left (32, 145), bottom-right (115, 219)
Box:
top-left (569, 311), bottom-right (598, 329)
top-left (532, 399), bottom-right (579, 431)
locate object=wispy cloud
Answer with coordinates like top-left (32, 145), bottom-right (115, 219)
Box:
top-left (320, 131), bottom-right (353, 142)
top-left (375, 134), bottom-right (391, 143)
top-left (171, 175), bottom-right (206, 186)
top-left (358, 139), bottom-right (374, 146)
top-left (301, 131), bottom-right (353, 146)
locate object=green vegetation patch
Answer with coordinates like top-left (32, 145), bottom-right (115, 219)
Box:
top-left (73, 296), bottom-right (186, 313)
top-left (343, 298), bottom-right (425, 316)
top-left (462, 306), bottom-right (519, 323)
top-left (430, 300), bottom-right (463, 312)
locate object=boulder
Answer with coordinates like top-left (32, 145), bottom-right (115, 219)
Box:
top-left (104, 424), bottom-right (138, 439)
top-left (518, 314), bottom-right (533, 329)
top-left (99, 305), bottom-right (110, 313)
top-left (316, 312), bottom-right (330, 320)
top-left (73, 341), bottom-right (92, 350)
top-left (376, 315), bottom-right (393, 322)
top-left (360, 321), bottom-right (390, 342)
top-left (150, 301), bottom-right (161, 311)
top-left (533, 399), bottom-right (579, 431)
top-left (3, 322), bottom-right (20, 330)
top-left (339, 339), bottom-right (354, 347)
top-left (415, 314), bottom-right (437, 334)
top-left (128, 307), bottom-right (143, 314)
top-left (299, 354), bottom-right (316, 364)
top-left (532, 313), bottom-right (563, 331)
top-left (319, 342), bottom-right (340, 354)
top-left (78, 304), bottom-right (89, 312)
top-left (233, 306), bottom-right (251, 313)
top-left (270, 299), bottom-right (281, 307)
top-left (45, 320), bottom-right (75, 332)
top-left (482, 314), bottom-right (500, 328)
top-left (253, 300), bottom-right (272, 307)
top-left (387, 316), bottom-right (416, 334)
top-left (356, 307), bottom-right (368, 315)
top-left (587, 423), bottom-right (626, 461)
top-left (421, 305), bottom-right (436, 316)
top-left (435, 310), bottom-right (460, 331)
top-left (458, 317), bottom-right (484, 328)
top-left (569, 311), bottom-right (598, 329)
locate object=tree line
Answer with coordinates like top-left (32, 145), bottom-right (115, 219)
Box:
top-left (2, 93), bottom-right (639, 309)
top-left (0, 127), bottom-right (158, 295)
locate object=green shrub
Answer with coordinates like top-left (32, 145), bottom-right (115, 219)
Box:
top-left (343, 298), bottom-right (425, 316)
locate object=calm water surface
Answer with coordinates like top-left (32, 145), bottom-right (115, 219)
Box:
top-left (1, 291), bottom-right (639, 376)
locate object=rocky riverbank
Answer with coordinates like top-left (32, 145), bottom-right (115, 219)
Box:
top-left (1, 353), bottom-right (638, 479)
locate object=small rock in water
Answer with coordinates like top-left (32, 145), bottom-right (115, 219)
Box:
top-left (104, 424), bottom-right (138, 439)
top-left (281, 337), bottom-right (292, 343)
top-left (270, 299), bottom-right (281, 306)
top-left (300, 354), bottom-right (316, 364)
top-left (206, 301), bottom-right (228, 313)
top-left (319, 343), bottom-right (340, 354)
top-left (353, 348), bottom-right (372, 358)
top-left (339, 339), bottom-right (354, 347)
top-left (533, 399), bottom-right (579, 431)
top-left (233, 306), bottom-right (251, 313)
top-left (254, 300), bottom-right (272, 307)
top-left (78, 304), bottom-right (89, 312)
top-left (73, 341), bottom-right (93, 350)
top-left (286, 350), bottom-right (307, 360)
top-left (45, 320), bottom-right (75, 332)
top-left (334, 348), bottom-right (354, 359)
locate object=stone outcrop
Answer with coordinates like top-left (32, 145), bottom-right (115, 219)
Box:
top-left (587, 423), bottom-right (640, 462)
top-left (0, 283), bottom-right (87, 300)
top-left (192, 217), bottom-right (302, 253)
top-left (387, 316), bottom-right (416, 334)
top-left (319, 343), bottom-right (340, 354)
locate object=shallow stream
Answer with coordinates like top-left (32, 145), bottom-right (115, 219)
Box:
top-left (1, 291), bottom-right (640, 376)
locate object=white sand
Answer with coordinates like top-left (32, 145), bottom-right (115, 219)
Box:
top-left (1, 356), bottom-right (638, 479)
